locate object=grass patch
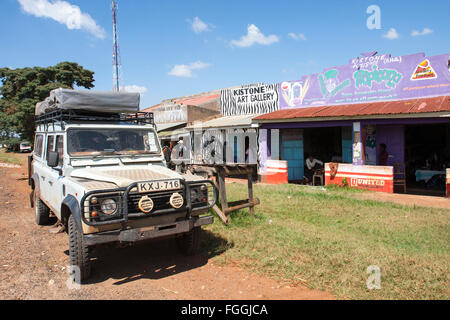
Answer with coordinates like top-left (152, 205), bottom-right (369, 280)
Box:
top-left (202, 182), bottom-right (449, 299)
top-left (0, 149), bottom-right (21, 165)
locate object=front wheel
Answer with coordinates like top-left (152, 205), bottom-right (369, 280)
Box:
top-left (177, 226), bottom-right (201, 255)
top-left (34, 190), bottom-right (49, 225)
top-left (68, 215), bottom-right (91, 283)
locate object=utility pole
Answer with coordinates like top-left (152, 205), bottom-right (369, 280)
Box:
top-left (111, 0), bottom-right (121, 92)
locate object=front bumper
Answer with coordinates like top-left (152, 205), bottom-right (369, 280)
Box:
top-left (80, 179), bottom-right (217, 227)
top-left (83, 215), bottom-right (214, 246)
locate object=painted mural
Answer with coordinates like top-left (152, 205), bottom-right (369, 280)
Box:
top-left (279, 52), bottom-right (450, 109)
top-left (220, 83), bottom-right (279, 116)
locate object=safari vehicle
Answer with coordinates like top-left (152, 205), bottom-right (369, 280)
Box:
top-left (28, 89), bottom-right (216, 282)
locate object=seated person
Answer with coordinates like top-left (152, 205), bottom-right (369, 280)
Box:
top-left (305, 155), bottom-right (323, 183)
top-left (378, 143), bottom-right (388, 166)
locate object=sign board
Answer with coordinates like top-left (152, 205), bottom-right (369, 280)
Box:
top-left (221, 83), bottom-right (279, 116)
top-left (325, 162), bottom-right (393, 193)
top-left (153, 104), bottom-right (187, 124)
top-left (279, 52), bottom-right (450, 109)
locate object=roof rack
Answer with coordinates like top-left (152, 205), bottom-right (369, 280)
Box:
top-left (35, 109), bottom-right (154, 130)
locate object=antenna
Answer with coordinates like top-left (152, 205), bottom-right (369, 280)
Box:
top-left (111, 0), bottom-right (121, 92)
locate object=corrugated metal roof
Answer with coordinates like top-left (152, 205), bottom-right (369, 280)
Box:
top-left (141, 104), bottom-right (160, 112)
top-left (158, 128), bottom-right (189, 138)
top-left (254, 95), bottom-right (450, 122)
top-left (185, 114), bottom-right (258, 130)
top-left (141, 94), bottom-right (219, 113)
top-left (176, 93), bottom-right (219, 106)
top-left (156, 122), bottom-right (186, 132)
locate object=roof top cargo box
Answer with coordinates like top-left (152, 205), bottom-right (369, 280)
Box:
top-left (35, 88), bottom-right (140, 116)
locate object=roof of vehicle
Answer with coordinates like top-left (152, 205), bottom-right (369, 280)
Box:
top-left (35, 88), bottom-right (140, 116)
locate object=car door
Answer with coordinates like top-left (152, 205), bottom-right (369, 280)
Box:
top-left (46, 134), bottom-right (65, 215)
top-left (39, 134), bottom-right (56, 210)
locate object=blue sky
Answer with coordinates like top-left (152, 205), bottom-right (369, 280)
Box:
top-left (1, 0), bottom-right (449, 109)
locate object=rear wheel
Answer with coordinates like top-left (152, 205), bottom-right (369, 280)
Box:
top-left (68, 215), bottom-right (91, 283)
top-left (34, 190), bottom-right (49, 225)
top-left (177, 226), bottom-right (201, 255)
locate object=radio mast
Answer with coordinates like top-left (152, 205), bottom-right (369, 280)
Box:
top-left (111, 0), bottom-right (121, 92)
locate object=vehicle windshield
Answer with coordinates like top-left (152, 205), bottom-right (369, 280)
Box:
top-left (67, 128), bottom-right (161, 156)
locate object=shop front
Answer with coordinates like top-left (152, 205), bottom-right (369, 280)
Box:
top-left (254, 51), bottom-right (450, 196)
top-left (256, 96), bottom-right (450, 195)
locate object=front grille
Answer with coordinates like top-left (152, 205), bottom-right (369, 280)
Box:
top-left (127, 190), bottom-right (185, 214)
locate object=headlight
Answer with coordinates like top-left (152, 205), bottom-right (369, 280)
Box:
top-left (101, 198), bottom-right (117, 215)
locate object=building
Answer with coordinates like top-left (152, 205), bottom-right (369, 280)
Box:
top-left (142, 90), bottom-right (222, 145)
top-left (184, 83), bottom-right (279, 166)
top-left (254, 52), bottom-right (450, 196)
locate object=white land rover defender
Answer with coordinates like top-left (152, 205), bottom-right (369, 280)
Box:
top-left (28, 89), bottom-right (217, 282)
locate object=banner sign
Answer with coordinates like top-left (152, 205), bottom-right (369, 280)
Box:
top-left (279, 52), bottom-right (450, 109)
top-left (153, 104), bottom-right (187, 123)
top-left (221, 83), bottom-right (279, 116)
top-left (325, 163), bottom-right (394, 193)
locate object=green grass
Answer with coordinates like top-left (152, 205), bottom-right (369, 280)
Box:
top-left (202, 183), bottom-right (450, 300)
top-left (0, 149), bottom-right (21, 165)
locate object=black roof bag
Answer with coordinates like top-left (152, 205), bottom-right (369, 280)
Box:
top-left (35, 88), bottom-right (140, 115)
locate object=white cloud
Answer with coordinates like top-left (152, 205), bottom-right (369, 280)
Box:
top-left (288, 32), bottom-right (307, 41)
top-left (382, 28), bottom-right (399, 40)
top-left (189, 16), bottom-right (210, 34)
top-left (411, 28), bottom-right (433, 37)
top-left (231, 24), bottom-right (279, 48)
top-left (120, 85), bottom-right (148, 95)
top-left (17, 0), bottom-right (106, 39)
top-left (168, 61), bottom-right (211, 78)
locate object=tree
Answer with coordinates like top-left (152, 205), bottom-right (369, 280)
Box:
top-left (0, 62), bottom-right (95, 144)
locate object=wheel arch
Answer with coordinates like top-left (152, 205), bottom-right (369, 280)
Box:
top-left (31, 173), bottom-right (39, 191)
top-left (61, 195), bottom-right (82, 232)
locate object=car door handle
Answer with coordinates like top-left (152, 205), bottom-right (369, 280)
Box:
top-left (48, 181), bottom-right (53, 186)
top-left (41, 176), bottom-right (45, 181)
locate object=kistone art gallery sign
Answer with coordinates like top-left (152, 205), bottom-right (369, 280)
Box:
top-left (279, 52), bottom-right (450, 109)
top-left (221, 83), bottom-right (279, 116)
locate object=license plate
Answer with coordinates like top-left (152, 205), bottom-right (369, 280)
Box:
top-left (137, 179), bottom-right (181, 193)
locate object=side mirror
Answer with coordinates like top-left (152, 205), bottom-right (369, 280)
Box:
top-left (47, 151), bottom-right (59, 168)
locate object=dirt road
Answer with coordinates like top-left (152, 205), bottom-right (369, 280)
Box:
top-left (0, 154), bottom-right (332, 300)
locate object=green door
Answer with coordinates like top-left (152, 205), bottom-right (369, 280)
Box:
top-left (282, 135), bottom-right (304, 181)
top-left (342, 126), bottom-right (352, 163)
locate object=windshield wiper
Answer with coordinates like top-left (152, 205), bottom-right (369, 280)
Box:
top-left (115, 150), bottom-right (160, 155)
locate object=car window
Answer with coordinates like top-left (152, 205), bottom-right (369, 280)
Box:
top-left (56, 135), bottom-right (64, 166)
top-left (67, 129), bottom-right (160, 156)
top-left (46, 135), bottom-right (55, 161)
top-left (34, 135), bottom-right (43, 158)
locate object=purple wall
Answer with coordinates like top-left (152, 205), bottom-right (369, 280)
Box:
top-left (376, 125), bottom-right (405, 166)
top-left (279, 52), bottom-right (450, 109)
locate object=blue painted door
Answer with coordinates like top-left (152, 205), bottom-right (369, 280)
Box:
top-left (342, 126), bottom-right (352, 163)
top-left (282, 139), bottom-right (304, 180)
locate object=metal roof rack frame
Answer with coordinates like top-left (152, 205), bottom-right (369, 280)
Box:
top-left (35, 109), bottom-right (155, 131)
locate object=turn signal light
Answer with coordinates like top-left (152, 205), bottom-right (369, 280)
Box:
top-left (91, 211), bottom-right (99, 217)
